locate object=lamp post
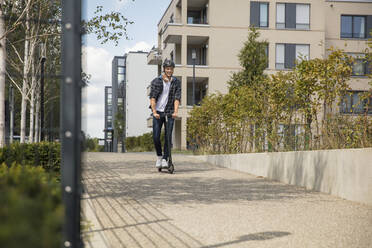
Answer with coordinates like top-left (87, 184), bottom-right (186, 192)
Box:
top-left (192, 48), bottom-right (196, 105)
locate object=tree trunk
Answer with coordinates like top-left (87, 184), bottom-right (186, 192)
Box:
top-left (20, 4), bottom-right (31, 143)
top-left (0, 0), bottom-right (6, 148)
top-left (29, 84), bottom-right (35, 143)
top-left (34, 88), bottom-right (40, 142)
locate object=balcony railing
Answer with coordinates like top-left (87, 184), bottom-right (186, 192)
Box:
top-left (147, 48), bottom-right (162, 65)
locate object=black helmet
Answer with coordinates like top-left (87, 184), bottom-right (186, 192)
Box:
top-left (163, 59), bottom-right (175, 68)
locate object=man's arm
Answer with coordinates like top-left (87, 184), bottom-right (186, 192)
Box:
top-left (172, 80), bottom-right (181, 118)
top-left (150, 98), bottom-right (160, 119)
top-left (172, 100), bottom-right (180, 118)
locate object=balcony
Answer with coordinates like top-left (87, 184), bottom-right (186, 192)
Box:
top-left (147, 47), bottom-right (162, 65)
top-left (187, 0), bottom-right (209, 25)
top-left (187, 77), bottom-right (208, 106)
top-left (187, 36), bottom-right (209, 66)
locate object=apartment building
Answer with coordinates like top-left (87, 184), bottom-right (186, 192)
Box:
top-left (103, 86), bottom-right (113, 152)
top-left (125, 52), bottom-right (157, 137)
top-left (148, 0), bottom-right (372, 150)
top-left (105, 53), bottom-right (157, 152)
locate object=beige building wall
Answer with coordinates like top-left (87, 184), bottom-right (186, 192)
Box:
top-left (149, 0), bottom-right (372, 150)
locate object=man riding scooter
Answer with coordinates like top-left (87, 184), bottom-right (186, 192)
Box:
top-left (149, 59), bottom-right (181, 170)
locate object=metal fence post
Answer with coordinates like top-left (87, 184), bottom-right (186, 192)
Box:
top-left (61, 0), bottom-right (82, 247)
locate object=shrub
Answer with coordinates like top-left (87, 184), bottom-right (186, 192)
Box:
top-left (0, 142), bottom-right (61, 175)
top-left (0, 164), bottom-right (63, 248)
top-left (188, 28), bottom-right (372, 154)
top-left (125, 132), bottom-right (164, 152)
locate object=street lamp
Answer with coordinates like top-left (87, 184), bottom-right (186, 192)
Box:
top-left (192, 48), bottom-right (196, 105)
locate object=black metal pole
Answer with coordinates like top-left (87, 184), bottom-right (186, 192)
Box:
top-left (192, 58), bottom-right (195, 105)
top-left (9, 84), bottom-right (14, 144)
top-left (40, 57), bottom-right (46, 141)
top-left (122, 85), bottom-right (126, 153)
top-left (61, 0), bottom-right (82, 247)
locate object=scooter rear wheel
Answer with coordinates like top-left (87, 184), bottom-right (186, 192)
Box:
top-left (158, 168), bottom-right (162, 172)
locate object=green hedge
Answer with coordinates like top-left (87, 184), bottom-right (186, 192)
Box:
top-left (0, 164), bottom-right (63, 248)
top-left (0, 142), bottom-right (61, 175)
top-left (126, 132), bottom-right (164, 152)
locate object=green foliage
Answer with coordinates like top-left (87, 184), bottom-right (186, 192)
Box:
top-left (0, 142), bottom-right (61, 174)
top-left (0, 164), bottom-right (63, 248)
top-left (84, 4), bottom-right (134, 46)
top-left (228, 27), bottom-right (268, 89)
top-left (126, 132), bottom-right (162, 152)
top-left (85, 136), bottom-right (104, 152)
top-left (188, 29), bottom-right (372, 154)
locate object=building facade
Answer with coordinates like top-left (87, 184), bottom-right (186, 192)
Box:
top-left (104, 86), bottom-right (113, 152)
top-left (125, 52), bottom-right (157, 138)
top-left (110, 56), bottom-right (127, 152)
top-left (148, 0), bottom-right (372, 150)
top-left (105, 53), bottom-right (157, 152)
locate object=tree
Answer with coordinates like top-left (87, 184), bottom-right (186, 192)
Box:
top-left (0, 0), bottom-right (134, 146)
top-left (0, 0), bottom-right (6, 147)
top-left (228, 27), bottom-right (268, 90)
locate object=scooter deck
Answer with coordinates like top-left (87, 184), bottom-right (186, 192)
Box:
top-left (158, 161), bottom-right (174, 174)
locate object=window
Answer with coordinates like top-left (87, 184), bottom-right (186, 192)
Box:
top-left (117, 58), bottom-right (125, 66)
top-left (276, 3), bottom-right (285, 29)
top-left (276, 44), bottom-right (285, 69)
top-left (260, 3), bottom-right (269, 27)
top-left (118, 74), bottom-right (124, 84)
top-left (296, 4), bottom-right (310, 29)
top-left (251, 2), bottom-right (269, 28)
top-left (350, 54), bottom-right (368, 76)
top-left (264, 44), bottom-right (269, 68)
top-left (276, 44), bottom-right (309, 69)
top-left (118, 67), bottom-right (125, 74)
top-left (187, 80), bottom-right (208, 106)
top-left (188, 11), bottom-right (201, 24)
top-left (341, 15), bottom-right (365, 38)
top-left (295, 45), bottom-right (310, 61)
top-left (276, 3), bottom-right (310, 30)
top-left (341, 91), bottom-right (372, 114)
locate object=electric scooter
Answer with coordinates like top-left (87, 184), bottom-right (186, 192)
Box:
top-left (158, 115), bottom-right (174, 174)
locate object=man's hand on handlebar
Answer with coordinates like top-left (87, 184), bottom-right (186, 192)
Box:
top-left (153, 112), bottom-right (160, 119)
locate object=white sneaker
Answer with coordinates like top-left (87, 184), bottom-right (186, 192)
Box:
top-left (156, 156), bottom-right (162, 168)
top-left (161, 159), bottom-right (168, 168)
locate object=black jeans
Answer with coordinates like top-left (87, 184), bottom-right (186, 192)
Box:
top-left (153, 112), bottom-right (174, 160)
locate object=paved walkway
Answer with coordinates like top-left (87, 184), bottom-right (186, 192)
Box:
top-left (82, 152), bottom-right (372, 248)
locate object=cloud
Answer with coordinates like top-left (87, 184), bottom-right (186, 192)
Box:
top-left (115, 0), bottom-right (131, 10)
top-left (125, 41), bottom-right (153, 53)
top-left (82, 46), bottom-right (113, 138)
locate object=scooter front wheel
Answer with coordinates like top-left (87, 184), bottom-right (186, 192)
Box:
top-left (168, 163), bottom-right (174, 174)
top-left (158, 168), bottom-right (162, 172)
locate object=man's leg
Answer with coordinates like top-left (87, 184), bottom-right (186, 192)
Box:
top-left (153, 113), bottom-right (165, 157)
top-left (163, 116), bottom-right (174, 160)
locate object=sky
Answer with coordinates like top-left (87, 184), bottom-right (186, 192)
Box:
top-left (82, 0), bottom-right (171, 139)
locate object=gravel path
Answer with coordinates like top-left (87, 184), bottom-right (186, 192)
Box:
top-left (82, 152), bottom-right (372, 248)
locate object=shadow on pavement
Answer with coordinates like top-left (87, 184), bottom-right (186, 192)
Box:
top-left (85, 157), bottom-right (314, 204)
top-left (202, 231), bottom-right (291, 248)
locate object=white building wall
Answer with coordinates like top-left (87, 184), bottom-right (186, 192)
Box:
top-left (126, 52), bottom-right (157, 137)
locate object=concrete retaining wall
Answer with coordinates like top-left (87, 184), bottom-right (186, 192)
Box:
top-left (196, 148), bottom-right (372, 205)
